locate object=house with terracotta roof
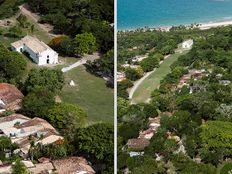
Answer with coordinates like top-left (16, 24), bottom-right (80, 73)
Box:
top-left (52, 157), bottom-right (95, 174)
top-left (0, 157), bottom-right (96, 174)
top-left (0, 83), bottom-right (24, 113)
top-left (0, 115), bottom-right (63, 156)
top-left (127, 138), bottom-right (150, 150)
top-left (11, 35), bottom-right (58, 65)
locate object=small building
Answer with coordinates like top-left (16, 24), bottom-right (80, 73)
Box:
top-left (11, 35), bottom-right (58, 66)
top-left (0, 83), bottom-right (24, 113)
top-left (138, 128), bottom-right (154, 140)
top-left (127, 138), bottom-right (150, 150)
top-left (219, 80), bottom-right (231, 86)
top-left (182, 39), bottom-right (193, 49)
top-left (52, 157), bottom-right (95, 174)
top-left (0, 115), bottom-right (63, 156)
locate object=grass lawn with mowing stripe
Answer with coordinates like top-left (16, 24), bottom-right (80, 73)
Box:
top-left (60, 65), bottom-right (114, 124)
top-left (132, 50), bottom-right (189, 104)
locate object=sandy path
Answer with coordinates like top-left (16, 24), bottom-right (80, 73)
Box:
top-left (128, 55), bottom-right (170, 101)
top-left (19, 4), bottom-right (58, 37)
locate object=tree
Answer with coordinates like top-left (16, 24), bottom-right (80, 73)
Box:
top-left (8, 25), bottom-right (23, 38)
top-left (125, 68), bottom-right (142, 81)
top-left (86, 49), bottom-right (114, 79)
top-left (76, 123), bottom-right (113, 161)
top-left (17, 14), bottom-right (29, 28)
top-left (118, 79), bottom-right (133, 99)
top-left (0, 45), bottom-right (27, 83)
top-left (73, 32), bottom-right (97, 55)
top-left (166, 110), bottom-right (199, 136)
top-left (30, 24), bottom-right (35, 33)
top-left (21, 88), bottom-right (55, 118)
top-left (140, 55), bottom-right (160, 72)
top-left (47, 103), bottom-right (87, 138)
top-left (29, 143), bottom-right (67, 160)
top-left (25, 68), bottom-right (64, 93)
top-left (200, 121), bottom-right (232, 149)
top-left (143, 103), bottom-right (158, 118)
top-left (12, 159), bottom-right (28, 174)
top-left (126, 155), bottom-right (165, 174)
top-left (215, 104), bottom-right (232, 121)
top-left (49, 36), bottom-right (70, 54)
top-left (118, 123), bottom-right (140, 143)
top-left (0, 136), bottom-right (15, 152)
top-left (117, 97), bottom-right (129, 120)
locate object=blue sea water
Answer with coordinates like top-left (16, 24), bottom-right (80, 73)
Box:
top-left (118, 0), bottom-right (232, 30)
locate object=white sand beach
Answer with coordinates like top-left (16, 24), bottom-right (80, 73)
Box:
top-left (199, 20), bottom-right (232, 30)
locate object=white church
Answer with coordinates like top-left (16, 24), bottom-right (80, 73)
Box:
top-left (11, 35), bottom-right (58, 65)
top-left (182, 39), bottom-right (193, 49)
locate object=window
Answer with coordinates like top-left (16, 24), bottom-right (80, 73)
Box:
top-left (47, 55), bottom-right (49, 58)
top-left (47, 59), bottom-right (50, 64)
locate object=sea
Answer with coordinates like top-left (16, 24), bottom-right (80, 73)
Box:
top-left (118, 0), bottom-right (232, 30)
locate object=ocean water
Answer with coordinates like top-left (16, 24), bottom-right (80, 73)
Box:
top-left (118, 0), bottom-right (232, 30)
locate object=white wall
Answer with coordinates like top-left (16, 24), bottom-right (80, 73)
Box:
top-left (24, 45), bottom-right (40, 64)
top-left (12, 45), bottom-right (58, 66)
top-left (39, 49), bottom-right (58, 65)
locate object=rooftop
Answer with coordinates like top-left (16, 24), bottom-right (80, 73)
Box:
top-left (0, 83), bottom-right (24, 110)
top-left (0, 114), bottom-right (30, 124)
top-left (11, 35), bottom-right (54, 54)
top-left (0, 114), bottom-right (63, 155)
top-left (127, 138), bottom-right (150, 150)
top-left (53, 157), bottom-right (95, 174)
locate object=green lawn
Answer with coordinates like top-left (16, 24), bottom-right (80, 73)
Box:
top-left (60, 65), bottom-right (114, 124)
top-left (132, 50), bottom-right (189, 103)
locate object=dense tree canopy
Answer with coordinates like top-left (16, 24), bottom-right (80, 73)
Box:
top-left (27, 0), bottom-right (114, 53)
top-left (25, 68), bottom-right (64, 93)
top-left (118, 26), bottom-right (232, 173)
top-left (73, 33), bottom-right (97, 55)
top-left (76, 123), bottom-right (113, 161)
top-left (21, 88), bottom-right (55, 118)
top-left (47, 103), bottom-right (87, 138)
top-left (0, 45), bottom-right (27, 84)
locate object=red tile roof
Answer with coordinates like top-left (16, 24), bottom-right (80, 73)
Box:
top-left (127, 138), bottom-right (150, 150)
top-left (0, 83), bottom-right (24, 110)
top-left (53, 157), bottom-right (95, 174)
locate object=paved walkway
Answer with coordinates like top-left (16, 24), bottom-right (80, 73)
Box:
top-left (128, 55), bottom-right (170, 101)
top-left (61, 53), bottom-right (100, 73)
top-left (62, 59), bottom-right (87, 72)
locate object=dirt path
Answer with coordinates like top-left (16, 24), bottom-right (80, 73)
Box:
top-left (128, 55), bottom-right (171, 103)
top-left (61, 53), bottom-right (100, 73)
top-left (19, 4), bottom-right (59, 37)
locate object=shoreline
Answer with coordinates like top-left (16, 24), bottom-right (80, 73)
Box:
top-left (118, 18), bottom-right (232, 32)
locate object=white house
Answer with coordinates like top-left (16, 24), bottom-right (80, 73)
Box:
top-left (11, 35), bottom-right (58, 65)
top-left (182, 39), bottom-right (193, 49)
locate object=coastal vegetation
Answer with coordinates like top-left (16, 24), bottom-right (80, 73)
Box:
top-left (118, 26), bottom-right (232, 173)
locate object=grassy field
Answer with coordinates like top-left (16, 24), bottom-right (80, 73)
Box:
top-left (60, 65), bottom-right (114, 124)
top-left (132, 50), bottom-right (189, 103)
